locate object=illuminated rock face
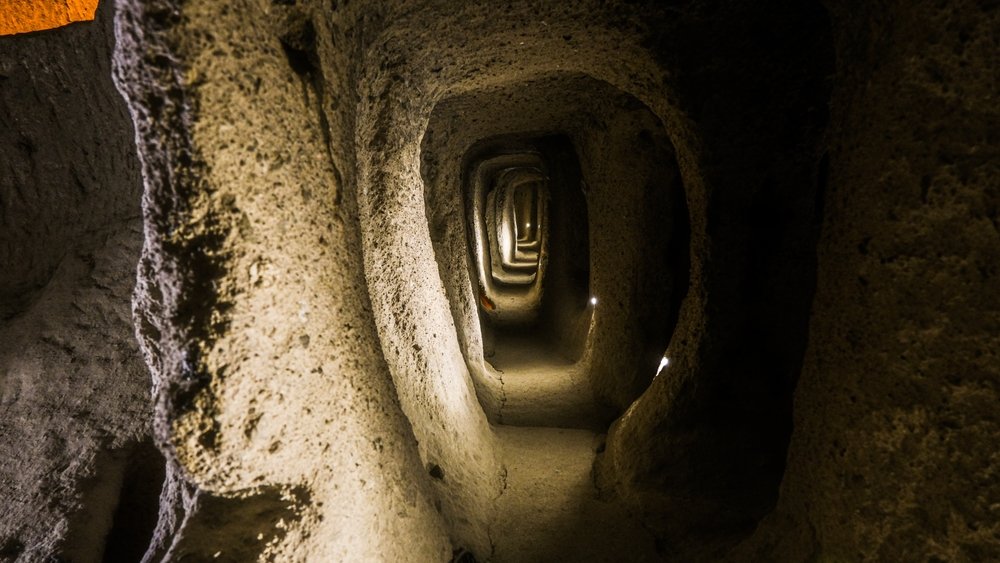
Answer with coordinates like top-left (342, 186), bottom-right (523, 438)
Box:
top-left (468, 151), bottom-right (549, 323)
top-left (0, 0), bottom-right (997, 561)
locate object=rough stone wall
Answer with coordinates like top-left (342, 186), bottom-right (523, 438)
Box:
top-left (732, 1), bottom-right (1000, 560)
top-left (344, 1), bottom-right (702, 555)
top-left (0, 0), bottom-right (155, 560)
top-left (113, 0), bottom-right (452, 559)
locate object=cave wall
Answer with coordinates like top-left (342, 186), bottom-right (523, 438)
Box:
top-left (0, 0), bottom-right (156, 560)
top-left (0, 0), bottom-right (995, 561)
top-left (733, 1), bottom-right (1000, 560)
top-left (112, 0), bottom-right (456, 560)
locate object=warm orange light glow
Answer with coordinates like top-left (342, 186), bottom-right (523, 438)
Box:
top-left (0, 0), bottom-right (99, 36)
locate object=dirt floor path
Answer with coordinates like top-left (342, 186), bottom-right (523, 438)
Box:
top-left (484, 337), bottom-right (659, 562)
top-left (489, 338), bottom-right (608, 430)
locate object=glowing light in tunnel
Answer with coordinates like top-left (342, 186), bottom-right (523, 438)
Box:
top-left (589, 296), bottom-right (598, 306)
top-left (655, 356), bottom-right (670, 377)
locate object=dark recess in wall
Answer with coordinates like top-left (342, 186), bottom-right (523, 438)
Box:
top-left (102, 439), bottom-right (167, 562)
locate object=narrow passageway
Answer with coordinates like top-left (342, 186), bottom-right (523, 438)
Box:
top-left (417, 72), bottom-right (686, 562)
top-left (5, 1), bottom-right (982, 561)
top-left (482, 319), bottom-right (655, 561)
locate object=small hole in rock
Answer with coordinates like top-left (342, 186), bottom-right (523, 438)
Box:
top-left (428, 463), bottom-right (445, 480)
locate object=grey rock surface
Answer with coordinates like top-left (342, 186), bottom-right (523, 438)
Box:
top-left (0, 1), bottom-right (155, 560)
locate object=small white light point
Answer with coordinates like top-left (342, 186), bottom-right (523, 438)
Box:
top-left (589, 296), bottom-right (598, 306)
top-left (655, 356), bottom-right (670, 377)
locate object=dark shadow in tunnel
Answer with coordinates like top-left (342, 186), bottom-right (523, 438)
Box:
top-left (102, 439), bottom-right (167, 562)
top-left (596, 1), bottom-right (836, 558)
top-left (60, 438), bottom-right (167, 562)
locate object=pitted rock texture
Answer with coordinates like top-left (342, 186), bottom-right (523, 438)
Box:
top-left (114, 0), bottom-right (454, 559)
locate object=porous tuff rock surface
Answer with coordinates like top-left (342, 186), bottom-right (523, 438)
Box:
top-left (114, 0), bottom-right (452, 559)
top-left (0, 1), bottom-right (156, 560)
top-left (730, 1), bottom-right (1000, 560)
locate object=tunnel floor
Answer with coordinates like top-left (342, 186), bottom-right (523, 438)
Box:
top-left (487, 334), bottom-right (607, 431)
top-left (485, 336), bottom-right (657, 561)
top-left (491, 426), bottom-right (658, 562)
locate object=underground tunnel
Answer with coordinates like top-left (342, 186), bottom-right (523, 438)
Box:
top-left (1, 0), bottom-right (998, 561)
top-left (421, 74), bottom-right (689, 434)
